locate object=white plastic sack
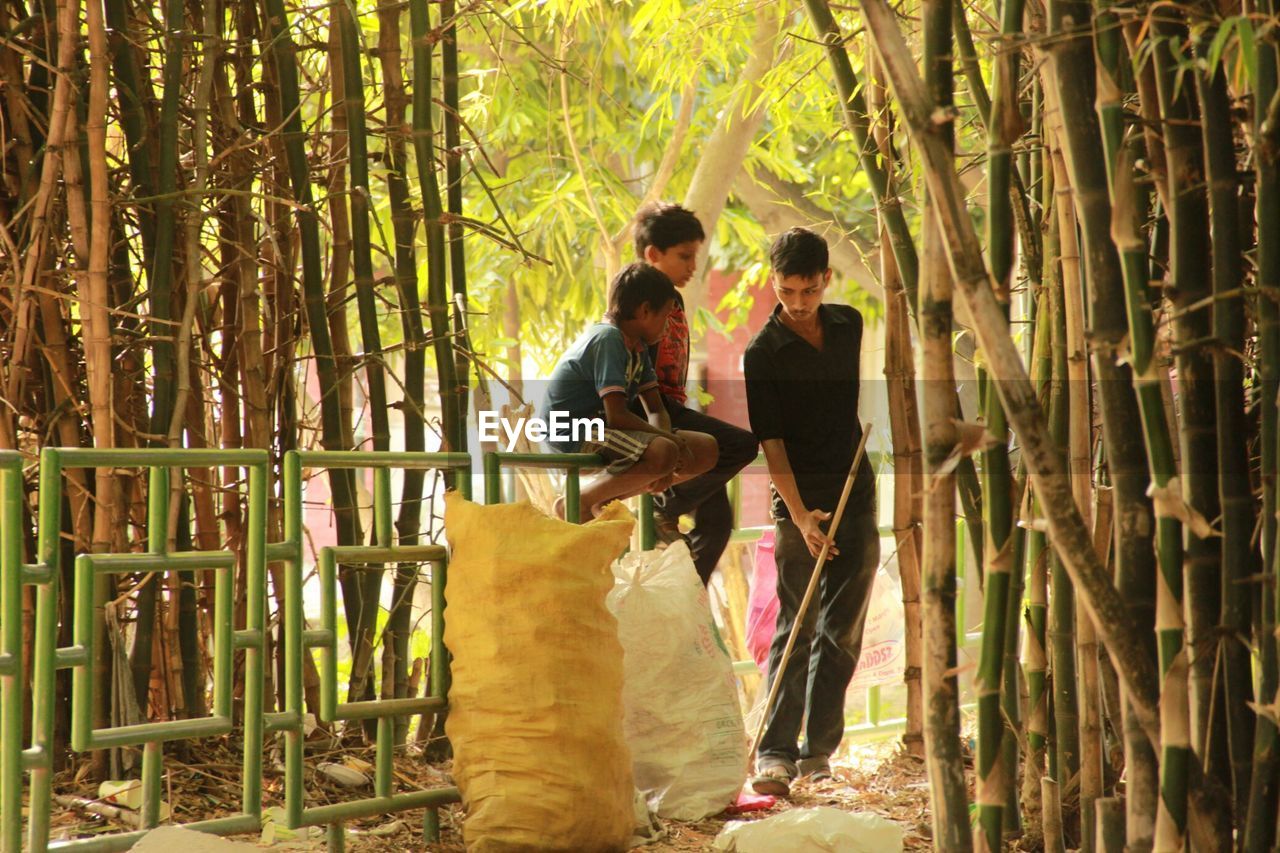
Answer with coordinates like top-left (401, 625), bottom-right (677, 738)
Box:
top-left (607, 542), bottom-right (747, 820)
top-left (848, 566), bottom-right (906, 692)
top-left (713, 807), bottom-right (905, 853)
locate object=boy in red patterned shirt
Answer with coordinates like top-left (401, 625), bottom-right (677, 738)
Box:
top-left (631, 202), bottom-right (759, 583)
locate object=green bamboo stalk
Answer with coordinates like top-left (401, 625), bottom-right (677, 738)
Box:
top-left (129, 0), bottom-right (188, 714)
top-left (442, 0), bottom-right (470, 453)
top-left (1193, 29), bottom-right (1255, 824)
top-left (920, 1), bottom-right (971, 845)
top-left (1000, 489), bottom-right (1025, 836)
top-left (148, 0), bottom-right (184, 439)
top-left (1150, 16), bottom-right (1229, 805)
top-left (1091, 6), bottom-right (1181, 848)
top-left (801, 0), bottom-right (919, 311)
top-left (1021, 211), bottom-right (1056, 833)
top-left (102, 0), bottom-right (157, 264)
top-left (336, 0), bottom-right (393, 715)
top-left (974, 0), bottom-right (1023, 841)
top-left (1046, 200), bottom-right (1079, 818)
top-left (1247, 3), bottom-right (1280, 846)
top-left (260, 0), bottom-right (360, 555)
top-left (410, 0), bottom-right (462, 455)
top-left (1043, 2), bottom-right (1168, 843)
top-left (377, 0), bottom-right (426, 745)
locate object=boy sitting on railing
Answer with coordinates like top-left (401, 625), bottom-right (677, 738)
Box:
top-left (631, 202), bottom-right (759, 583)
top-left (539, 262), bottom-right (718, 522)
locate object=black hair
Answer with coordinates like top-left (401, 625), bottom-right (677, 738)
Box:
top-left (633, 201), bottom-right (705, 257)
top-left (607, 262), bottom-right (677, 321)
top-left (769, 227), bottom-right (830, 279)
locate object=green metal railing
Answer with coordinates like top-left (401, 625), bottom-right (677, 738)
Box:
top-left (0, 451), bottom-right (27, 853)
top-left (482, 451), bottom-right (657, 549)
top-left (2, 441), bottom-right (936, 850)
top-left (28, 448), bottom-right (270, 853)
top-left (276, 451), bottom-right (470, 848)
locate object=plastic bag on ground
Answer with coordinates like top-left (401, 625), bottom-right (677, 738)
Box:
top-left (444, 493), bottom-right (635, 852)
top-left (608, 542), bottom-right (748, 820)
top-left (712, 807), bottom-right (905, 852)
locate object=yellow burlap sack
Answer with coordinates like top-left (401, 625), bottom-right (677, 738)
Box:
top-left (443, 492), bottom-right (635, 852)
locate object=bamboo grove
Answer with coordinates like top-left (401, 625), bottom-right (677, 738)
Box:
top-left (0, 0), bottom-right (480, 779)
top-left (824, 0), bottom-right (1280, 847)
top-left (1, 0), bottom-right (1279, 850)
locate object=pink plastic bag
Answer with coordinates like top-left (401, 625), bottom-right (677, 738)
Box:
top-left (744, 530), bottom-right (906, 689)
top-left (745, 531), bottom-right (779, 671)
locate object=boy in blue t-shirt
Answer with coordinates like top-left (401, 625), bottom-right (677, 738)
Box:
top-left (541, 263), bottom-right (718, 521)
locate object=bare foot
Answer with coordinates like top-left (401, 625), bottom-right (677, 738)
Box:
top-left (552, 495), bottom-right (566, 521)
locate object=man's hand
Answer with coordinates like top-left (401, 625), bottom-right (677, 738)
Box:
top-left (795, 508), bottom-right (839, 560)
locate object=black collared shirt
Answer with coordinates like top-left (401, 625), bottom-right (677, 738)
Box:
top-left (743, 302), bottom-right (875, 520)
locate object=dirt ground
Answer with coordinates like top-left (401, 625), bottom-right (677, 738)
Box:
top-left (47, 735), bottom-right (935, 850)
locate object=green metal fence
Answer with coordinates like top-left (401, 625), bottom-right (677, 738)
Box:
top-left (0, 451), bottom-right (28, 853)
top-left (482, 451), bottom-right (658, 549)
top-left (276, 451), bottom-right (471, 849)
top-left (3, 448), bottom-right (473, 853)
top-left (27, 448), bottom-right (270, 853)
top-left (1, 442), bottom-right (935, 850)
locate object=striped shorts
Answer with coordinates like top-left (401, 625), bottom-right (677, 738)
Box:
top-left (582, 428), bottom-right (662, 474)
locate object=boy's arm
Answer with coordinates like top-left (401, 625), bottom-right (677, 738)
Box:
top-left (760, 439), bottom-right (838, 560)
top-left (639, 387), bottom-right (673, 433)
top-left (601, 393), bottom-right (680, 442)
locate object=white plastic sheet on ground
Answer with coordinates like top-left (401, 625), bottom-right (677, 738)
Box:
top-left (608, 542), bottom-right (747, 820)
top-left (712, 807), bottom-right (905, 852)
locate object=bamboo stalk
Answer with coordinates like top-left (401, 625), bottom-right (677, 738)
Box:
top-left (972, 0), bottom-right (1024, 841)
top-left (1247, 3), bottom-right (1280, 846)
top-left (335, 0), bottom-right (393, 717)
top-left (802, 0), bottom-right (919, 311)
top-left (378, 0), bottom-right (427, 745)
top-left (1043, 776), bottom-right (1067, 853)
top-left (147, 0), bottom-right (185, 441)
top-left (1148, 15), bottom-right (1230, 820)
top-left (102, 0), bottom-right (157, 265)
top-left (1045, 179), bottom-right (1080, 812)
top-left (867, 48), bottom-right (925, 759)
top-left (859, 0), bottom-right (1166, 752)
top-left (260, 0), bottom-right (360, 551)
top-left (409, 0), bottom-right (462, 457)
top-left (920, 2), bottom-right (971, 845)
top-left (442, 0), bottom-right (470, 454)
top-left (1021, 213), bottom-right (1056, 844)
top-left (1194, 26), bottom-right (1257, 824)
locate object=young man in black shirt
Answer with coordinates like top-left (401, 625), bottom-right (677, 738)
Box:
top-left (743, 228), bottom-right (879, 796)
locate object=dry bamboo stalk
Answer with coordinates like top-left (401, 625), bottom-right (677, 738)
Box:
top-left (1043, 776), bottom-right (1067, 853)
top-left (868, 48), bottom-right (925, 758)
top-left (7, 0), bottom-right (80, 431)
top-left (1047, 107), bottom-right (1104, 846)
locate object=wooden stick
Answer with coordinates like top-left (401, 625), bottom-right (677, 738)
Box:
top-left (747, 422), bottom-right (872, 768)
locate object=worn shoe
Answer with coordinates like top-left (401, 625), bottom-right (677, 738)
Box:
top-left (798, 755), bottom-right (833, 782)
top-left (750, 763), bottom-right (795, 797)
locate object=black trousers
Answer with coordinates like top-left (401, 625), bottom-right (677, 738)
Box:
top-left (631, 397), bottom-right (758, 582)
top-left (757, 510), bottom-right (880, 768)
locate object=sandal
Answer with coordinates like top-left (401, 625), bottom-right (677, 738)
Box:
top-left (750, 764), bottom-right (794, 797)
